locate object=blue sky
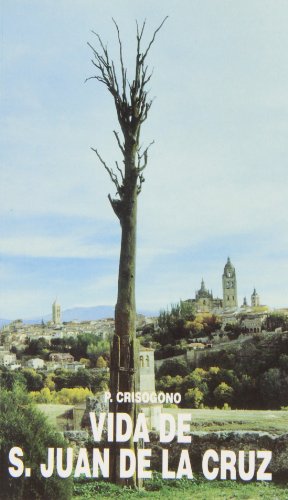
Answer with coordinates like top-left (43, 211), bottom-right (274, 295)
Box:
top-left (1, 0), bottom-right (288, 319)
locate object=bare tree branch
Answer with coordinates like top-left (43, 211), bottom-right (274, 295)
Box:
top-left (91, 147), bottom-right (122, 195)
top-left (113, 130), bottom-right (125, 155)
top-left (112, 18), bottom-right (127, 103)
top-left (137, 140), bottom-right (154, 171)
top-left (137, 173), bottom-right (145, 194)
top-left (108, 193), bottom-right (123, 220)
top-left (140, 16), bottom-right (168, 63)
top-left (115, 160), bottom-right (124, 183)
top-left (91, 30), bottom-right (107, 55)
top-left (111, 61), bottom-right (119, 94)
top-left (88, 17), bottom-right (167, 200)
top-left (87, 17), bottom-right (168, 146)
top-left (136, 19), bottom-right (146, 42)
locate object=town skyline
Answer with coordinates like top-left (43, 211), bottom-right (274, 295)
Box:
top-left (1, 1), bottom-right (288, 318)
top-left (0, 256), bottom-right (276, 322)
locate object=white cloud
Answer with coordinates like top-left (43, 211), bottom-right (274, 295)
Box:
top-left (1, 0), bottom-right (288, 317)
top-left (0, 234), bottom-right (118, 259)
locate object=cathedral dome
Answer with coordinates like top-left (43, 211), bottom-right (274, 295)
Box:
top-left (196, 279), bottom-right (213, 299)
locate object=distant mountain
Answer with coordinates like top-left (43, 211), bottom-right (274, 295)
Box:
top-left (0, 319), bottom-right (11, 328)
top-left (1, 305), bottom-right (158, 326)
top-left (60, 305), bottom-right (115, 322)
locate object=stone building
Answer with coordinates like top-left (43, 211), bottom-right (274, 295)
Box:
top-left (139, 347), bottom-right (155, 392)
top-left (138, 346), bottom-right (162, 430)
top-left (222, 257), bottom-right (238, 309)
top-left (0, 351), bottom-right (16, 367)
top-left (251, 288), bottom-right (260, 307)
top-left (193, 279), bottom-right (223, 313)
top-left (241, 297), bottom-right (248, 308)
top-left (26, 357), bottom-right (45, 370)
top-left (52, 299), bottom-right (61, 324)
top-left (52, 345), bottom-right (162, 432)
top-left (185, 258), bottom-right (239, 313)
top-left (184, 258), bottom-right (264, 316)
top-left (241, 314), bottom-right (265, 333)
top-left (49, 352), bottom-right (74, 363)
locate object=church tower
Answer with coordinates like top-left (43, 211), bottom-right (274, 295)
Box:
top-left (251, 288), bottom-right (260, 307)
top-left (52, 299), bottom-right (61, 324)
top-left (222, 257), bottom-right (238, 309)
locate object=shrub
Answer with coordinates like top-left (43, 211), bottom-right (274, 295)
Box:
top-left (157, 359), bottom-right (189, 378)
top-left (0, 386), bottom-right (73, 499)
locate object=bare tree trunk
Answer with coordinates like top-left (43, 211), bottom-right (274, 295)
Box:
top-left (87, 18), bottom-right (167, 486)
top-left (110, 150), bottom-right (138, 485)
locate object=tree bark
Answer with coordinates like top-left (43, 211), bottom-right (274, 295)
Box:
top-left (87, 18), bottom-right (167, 486)
top-left (109, 150), bottom-right (138, 485)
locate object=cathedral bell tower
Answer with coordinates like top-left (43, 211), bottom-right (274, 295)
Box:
top-left (251, 288), bottom-right (260, 307)
top-left (222, 257), bottom-right (238, 309)
top-left (52, 299), bottom-right (61, 324)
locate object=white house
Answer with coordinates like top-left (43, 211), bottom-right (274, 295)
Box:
top-left (0, 351), bottom-right (16, 366)
top-left (27, 358), bottom-right (45, 370)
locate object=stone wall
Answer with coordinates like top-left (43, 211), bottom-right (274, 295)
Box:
top-left (149, 431), bottom-right (288, 479)
top-left (155, 349), bottom-right (212, 370)
top-left (62, 427), bottom-right (288, 480)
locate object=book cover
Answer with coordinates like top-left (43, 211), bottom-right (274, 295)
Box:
top-left (1, 1), bottom-right (288, 498)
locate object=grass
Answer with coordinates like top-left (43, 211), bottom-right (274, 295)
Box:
top-left (162, 408), bottom-right (288, 435)
top-left (37, 403), bottom-right (74, 426)
top-left (37, 405), bottom-right (288, 436)
top-left (73, 476), bottom-right (288, 499)
top-left (35, 406), bottom-right (288, 498)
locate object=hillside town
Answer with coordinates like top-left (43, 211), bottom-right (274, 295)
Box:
top-left (0, 314), bottom-right (115, 372)
top-left (1, 258), bottom-right (287, 374)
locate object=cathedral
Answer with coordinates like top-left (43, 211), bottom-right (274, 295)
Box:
top-left (186, 258), bottom-right (259, 314)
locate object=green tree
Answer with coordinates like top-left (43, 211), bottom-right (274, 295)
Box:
top-left (182, 369), bottom-right (209, 404)
top-left (265, 313), bottom-right (288, 331)
top-left (235, 374), bottom-right (259, 409)
top-left (80, 357), bottom-right (91, 368)
top-left (87, 18), bottom-right (167, 485)
top-left (30, 387), bottom-right (53, 404)
top-left (44, 373), bottom-right (56, 391)
top-left (54, 387), bottom-right (92, 405)
top-left (279, 354), bottom-right (288, 372)
top-left (87, 341), bottom-right (110, 366)
top-left (96, 355), bottom-right (108, 368)
top-left (0, 368), bottom-right (26, 391)
top-left (157, 359), bottom-right (189, 378)
top-left (213, 382), bottom-right (234, 406)
top-left (22, 368), bottom-right (44, 392)
top-left (157, 374), bottom-right (183, 394)
top-left (0, 386), bottom-right (72, 500)
top-left (259, 368), bottom-right (287, 408)
top-left (184, 387), bottom-right (204, 408)
top-left (25, 337), bottom-right (50, 356)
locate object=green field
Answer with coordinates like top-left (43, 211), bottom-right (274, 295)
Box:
top-left (163, 408), bottom-right (288, 435)
top-left (36, 405), bottom-right (288, 498)
top-left (37, 404), bottom-right (288, 435)
top-left (37, 403), bottom-right (74, 426)
top-left (73, 477), bottom-right (288, 499)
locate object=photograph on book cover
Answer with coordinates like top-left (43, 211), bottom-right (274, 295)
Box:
top-left (1, 1), bottom-right (288, 498)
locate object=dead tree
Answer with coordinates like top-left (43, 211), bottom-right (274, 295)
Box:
top-left (87, 17), bottom-right (167, 485)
